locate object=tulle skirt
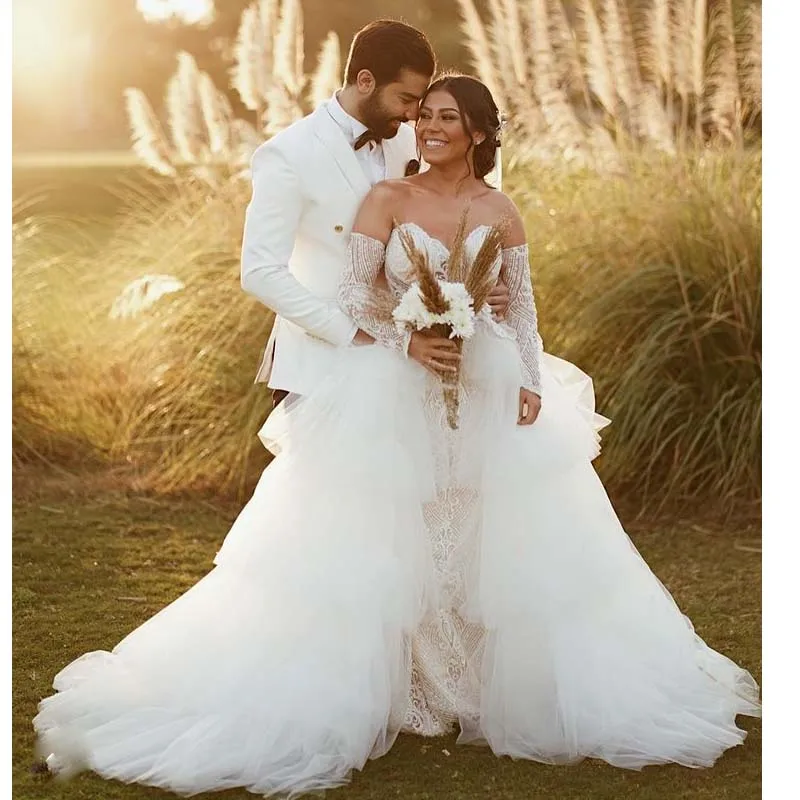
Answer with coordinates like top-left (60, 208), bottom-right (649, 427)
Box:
top-left (34, 325), bottom-right (760, 796)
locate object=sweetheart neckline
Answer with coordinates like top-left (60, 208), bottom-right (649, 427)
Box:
top-left (390, 222), bottom-right (493, 256)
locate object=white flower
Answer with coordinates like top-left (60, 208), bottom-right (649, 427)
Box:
top-left (392, 280), bottom-right (476, 339)
top-left (440, 282), bottom-right (476, 338)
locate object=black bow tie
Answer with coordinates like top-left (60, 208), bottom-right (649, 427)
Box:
top-left (354, 129), bottom-right (381, 151)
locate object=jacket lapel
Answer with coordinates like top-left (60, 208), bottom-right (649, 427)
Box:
top-left (311, 103), bottom-right (371, 198)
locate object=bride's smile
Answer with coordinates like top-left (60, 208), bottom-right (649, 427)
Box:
top-left (416, 90), bottom-right (481, 165)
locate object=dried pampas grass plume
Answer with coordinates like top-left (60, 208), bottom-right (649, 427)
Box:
top-left (231, 4), bottom-right (260, 110)
top-left (124, 88), bottom-right (177, 177)
top-left (166, 51), bottom-right (207, 164)
top-left (600, 0), bottom-right (639, 113)
top-left (486, 0), bottom-right (519, 101)
top-left (396, 224), bottom-right (449, 315)
top-left (231, 5), bottom-right (264, 112)
top-left (198, 72), bottom-right (233, 156)
top-left (446, 210), bottom-right (470, 284)
top-left (310, 32), bottom-right (341, 109)
top-left (455, 0), bottom-right (508, 109)
top-left (706, 0), bottom-right (741, 142)
top-left (577, 0), bottom-right (617, 117)
top-left (671, 0), bottom-right (694, 106)
top-left (740, 4), bottom-right (761, 113)
top-left (528, 0), bottom-right (588, 164)
top-left (230, 119), bottom-right (263, 172)
top-left (464, 220), bottom-right (507, 313)
top-left (127, 0), bottom-right (761, 180)
top-left (548, 0), bottom-right (591, 108)
top-left (264, 83), bottom-right (304, 136)
top-left (274, 0), bottom-right (305, 97)
top-left (231, 0), bottom-right (279, 113)
top-left (645, 0), bottom-right (672, 92)
top-left (500, 0), bottom-right (529, 86)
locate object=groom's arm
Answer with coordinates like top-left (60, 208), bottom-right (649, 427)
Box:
top-left (240, 144), bottom-right (357, 347)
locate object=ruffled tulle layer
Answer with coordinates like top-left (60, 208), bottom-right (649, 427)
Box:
top-left (34, 329), bottom-right (759, 795)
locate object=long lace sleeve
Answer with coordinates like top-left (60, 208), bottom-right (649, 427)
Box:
top-left (500, 244), bottom-right (544, 395)
top-left (338, 233), bottom-right (411, 354)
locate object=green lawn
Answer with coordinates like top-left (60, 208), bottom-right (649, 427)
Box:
top-left (13, 479), bottom-right (761, 800)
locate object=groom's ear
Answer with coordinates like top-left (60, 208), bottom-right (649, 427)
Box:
top-left (355, 69), bottom-right (377, 95)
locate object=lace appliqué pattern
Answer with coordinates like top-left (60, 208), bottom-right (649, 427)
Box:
top-left (501, 244), bottom-right (544, 395)
top-left (339, 233), bottom-right (411, 354)
top-left (341, 226), bottom-right (544, 737)
top-left (403, 382), bottom-right (484, 737)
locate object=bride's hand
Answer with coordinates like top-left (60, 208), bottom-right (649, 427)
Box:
top-left (408, 331), bottom-right (461, 376)
top-left (518, 388), bottom-right (541, 425)
top-left (487, 279), bottom-right (510, 321)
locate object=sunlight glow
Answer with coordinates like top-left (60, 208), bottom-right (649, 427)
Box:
top-left (136, 0), bottom-right (215, 26)
top-left (12, 0), bottom-right (85, 87)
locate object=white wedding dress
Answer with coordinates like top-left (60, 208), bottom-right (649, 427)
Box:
top-left (34, 224), bottom-right (761, 797)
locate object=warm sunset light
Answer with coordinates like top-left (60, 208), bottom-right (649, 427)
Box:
top-left (12, 0), bottom-right (84, 85)
top-left (136, 0), bottom-right (215, 26)
top-left (13, 2), bottom-right (764, 795)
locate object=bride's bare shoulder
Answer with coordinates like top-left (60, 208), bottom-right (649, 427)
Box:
top-left (375, 177), bottom-right (422, 198)
top-left (353, 181), bottom-right (414, 240)
top-left (359, 179), bottom-right (416, 212)
top-left (484, 189), bottom-right (519, 215)
top-left (486, 191), bottom-right (526, 247)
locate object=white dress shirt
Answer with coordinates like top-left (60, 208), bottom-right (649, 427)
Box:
top-left (327, 92), bottom-right (387, 186)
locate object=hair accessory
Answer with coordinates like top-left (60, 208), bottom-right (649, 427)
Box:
top-left (493, 113), bottom-right (509, 146)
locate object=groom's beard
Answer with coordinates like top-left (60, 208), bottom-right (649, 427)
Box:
top-left (361, 92), bottom-right (406, 140)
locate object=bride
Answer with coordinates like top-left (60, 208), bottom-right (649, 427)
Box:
top-left (34, 74), bottom-right (760, 796)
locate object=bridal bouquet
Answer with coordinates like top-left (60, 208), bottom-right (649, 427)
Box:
top-left (392, 214), bottom-right (505, 429)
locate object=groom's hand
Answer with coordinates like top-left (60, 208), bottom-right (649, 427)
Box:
top-left (488, 279), bottom-right (510, 320)
top-left (409, 331), bottom-right (461, 376)
top-left (517, 388), bottom-right (541, 425)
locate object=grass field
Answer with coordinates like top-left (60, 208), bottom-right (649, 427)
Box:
top-left (13, 473), bottom-right (761, 800)
top-left (13, 149), bottom-right (761, 512)
top-left (12, 153), bottom-right (170, 219)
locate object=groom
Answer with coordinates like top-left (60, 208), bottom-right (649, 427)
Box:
top-left (241, 19), bottom-right (508, 409)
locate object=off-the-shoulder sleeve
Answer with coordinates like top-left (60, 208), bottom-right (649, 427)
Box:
top-left (500, 244), bottom-right (544, 395)
top-left (338, 233), bottom-right (411, 354)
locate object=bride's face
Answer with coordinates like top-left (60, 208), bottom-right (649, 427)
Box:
top-left (415, 90), bottom-right (485, 169)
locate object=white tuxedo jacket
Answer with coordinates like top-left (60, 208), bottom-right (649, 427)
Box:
top-left (241, 101), bottom-right (418, 395)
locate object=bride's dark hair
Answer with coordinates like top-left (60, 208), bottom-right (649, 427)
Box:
top-left (420, 73), bottom-right (502, 182)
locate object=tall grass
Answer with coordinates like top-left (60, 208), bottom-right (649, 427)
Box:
top-left (126, 0), bottom-right (341, 183)
top-left (12, 180), bottom-right (273, 496)
top-left (12, 0), bottom-right (761, 513)
top-left (12, 210), bottom-right (131, 471)
top-left (100, 179), bottom-right (274, 497)
top-left (507, 149), bottom-right (761, 512)
top-left (13, 149), bottom-right (761, 512)
top-left (456, 0), bottom-right (761, 170)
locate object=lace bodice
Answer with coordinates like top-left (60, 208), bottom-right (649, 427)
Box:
top-left (339, 223), bottom-right (543, 394)
top-left (382, 222), bottom-right (502, 297)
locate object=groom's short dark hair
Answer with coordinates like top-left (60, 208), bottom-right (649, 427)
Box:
top-left (344, 20), bottom-right (436, 87)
